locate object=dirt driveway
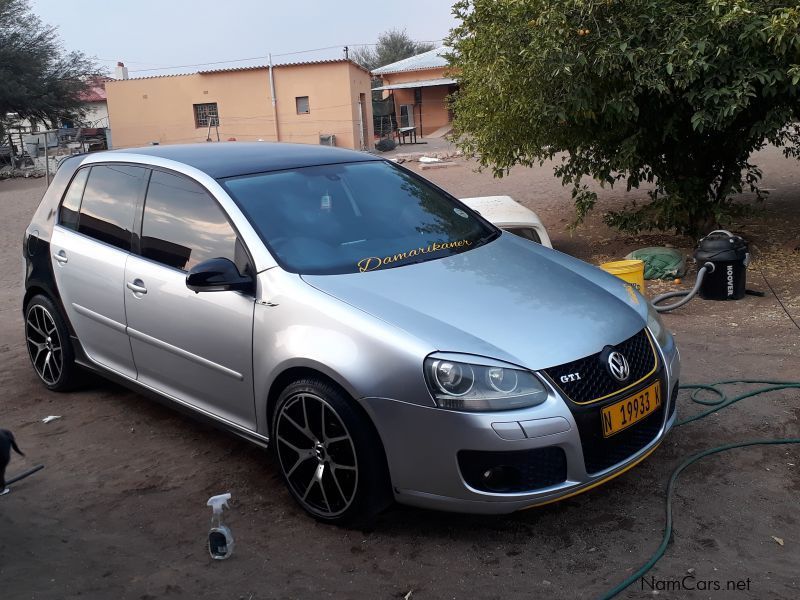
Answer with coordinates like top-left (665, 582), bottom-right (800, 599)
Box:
top-left (1, 149), bottom-right (798, 600)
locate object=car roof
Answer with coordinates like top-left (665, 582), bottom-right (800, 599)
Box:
top-left (109, 142), bottom-right (381, 179)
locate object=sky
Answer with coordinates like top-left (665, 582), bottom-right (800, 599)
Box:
top-left (29, 0), bottom-right (458, 76)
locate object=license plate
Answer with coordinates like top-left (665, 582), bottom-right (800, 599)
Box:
top-left (601, 381), bottom-right (661, 438)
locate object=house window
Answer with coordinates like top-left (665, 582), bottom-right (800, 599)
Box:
top-left (296, 96), bottom-right (310, 114)
top-left (194, 103), bottom-right (219, 128)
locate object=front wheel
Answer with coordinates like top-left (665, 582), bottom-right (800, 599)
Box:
top-left (272, 378), bottom-right (391, 525)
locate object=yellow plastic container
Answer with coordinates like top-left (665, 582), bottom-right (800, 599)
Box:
top-left (599, 259), bottom-right (646, 294)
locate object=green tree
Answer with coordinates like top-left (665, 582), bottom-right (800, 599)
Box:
top-left (0, 0), bottom-right (98, 137)
top-left (352, 28), bottom-right (435, 72)
top-left (448, 0), bottom-right (800, 235)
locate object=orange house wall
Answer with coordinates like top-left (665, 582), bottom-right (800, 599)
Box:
top-left (106, 62), bottom-right (372, 149)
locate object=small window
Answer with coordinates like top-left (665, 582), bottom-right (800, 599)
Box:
top-left (194, 102), bottom-right (219, 128)
top-left (295, 96), bottom-right (310, 114)
top-left (505, 227), bottom-right (542, 244)
top-left (141, 170), bottom-right (239, 271)
top-left (78, 165), bottom-right (144, 250)
top-left (59, 168), bottom-right (90, 230)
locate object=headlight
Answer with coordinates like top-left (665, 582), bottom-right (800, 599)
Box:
top-left (647, 303), bottom-right (671, 347)
top-left (424, 357), bottom-right (548, 412)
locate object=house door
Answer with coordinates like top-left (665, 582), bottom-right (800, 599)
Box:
top-left (399, 104), bottom-right (415, 128)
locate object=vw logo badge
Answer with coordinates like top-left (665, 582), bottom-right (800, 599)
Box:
top-left (607, 351), bottom-right (630, 382)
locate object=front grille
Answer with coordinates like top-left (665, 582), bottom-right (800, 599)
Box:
top-left (544, 329), bottom-right (657, 404)
top-left (458, 447), bottom-right (567, 493)
top-left (569, 376), bottom-right (666, 475)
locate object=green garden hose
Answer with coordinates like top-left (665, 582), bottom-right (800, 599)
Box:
top-left (597, 380), bottom-right (800, 600)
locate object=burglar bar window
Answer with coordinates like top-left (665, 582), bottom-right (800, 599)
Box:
top-left (296, 96), bottom-right (310, 114)
top-left (194, 102), bottom-right (219, 128)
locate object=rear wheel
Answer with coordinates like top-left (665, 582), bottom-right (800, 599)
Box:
top-left (272, 378), bottom-right (391, 525)
top-left (24, 295), bottom-right (80, 391)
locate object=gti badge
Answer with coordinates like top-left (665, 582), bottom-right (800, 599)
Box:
top-left (560, 372), bottom-right (582, 384)
top-left (607, 351), bottom-right (630, 382)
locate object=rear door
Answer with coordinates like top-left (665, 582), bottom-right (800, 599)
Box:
top-left (50, 164), bottom-right (146, 378)
top-left (124, 169), bottom-right (256, 429)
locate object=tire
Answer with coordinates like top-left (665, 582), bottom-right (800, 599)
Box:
top-left (24, 294), bottom-right (80, 392)
top-left (272, 377), bottom-right (392, 525)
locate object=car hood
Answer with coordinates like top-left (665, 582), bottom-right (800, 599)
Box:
top-left (301, 234), bottom-right (646, 370)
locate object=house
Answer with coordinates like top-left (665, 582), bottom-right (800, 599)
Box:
top-left (372, 46), bottom-right (456, 137)
top-left (105, 59), bottom-right (373, 150)
top-left (76, 75), bottom-right (112, 128)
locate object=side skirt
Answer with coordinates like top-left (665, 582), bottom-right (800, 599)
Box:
top-left (72, 336), bottom-right (270, 449)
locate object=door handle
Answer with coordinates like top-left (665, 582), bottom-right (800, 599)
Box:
top-left (126, 279), bottom-right (147, 295)
top-left (53, 250), bottom-right (68, 264)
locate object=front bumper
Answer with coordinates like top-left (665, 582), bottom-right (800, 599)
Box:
top-left (361, 333), bottom-right (680, 514)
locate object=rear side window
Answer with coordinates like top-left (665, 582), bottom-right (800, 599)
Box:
top-left (59, 168), bottom-right (90, 230)
top-left (78, 165), bottom-right (145, 251)
top-left (141, 170), bottom-right (239, 271)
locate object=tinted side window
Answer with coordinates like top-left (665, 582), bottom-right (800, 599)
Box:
top-left (141, 170), bottom-right (238, 271)
top-left (78, 165), bottom-right (144, 250)
top-left (59, 168), bottom-right (89, 230)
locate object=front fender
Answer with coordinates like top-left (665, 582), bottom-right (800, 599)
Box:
top-left (252, 269), bottom-right (435, 436)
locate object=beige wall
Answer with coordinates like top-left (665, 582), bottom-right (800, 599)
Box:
top-left (106, 61), bottom-right (373, 150)
top-left (384, 67), bottom-right (448, 85)
top-left (381, 67), bottom-right (454, 136)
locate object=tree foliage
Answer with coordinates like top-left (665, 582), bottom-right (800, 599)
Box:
top-left (448, 0), bottom-right (800, 235)
top-left (0, 0), bottom-right (98, 136)
top-left (352, 28), bottom-right (435, 72)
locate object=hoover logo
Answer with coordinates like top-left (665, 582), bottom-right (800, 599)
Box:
top-left (726, 265), bottom-right (734, 297)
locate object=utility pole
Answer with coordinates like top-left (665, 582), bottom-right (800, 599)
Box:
top-left (269, 53), bottom-right (280, 142)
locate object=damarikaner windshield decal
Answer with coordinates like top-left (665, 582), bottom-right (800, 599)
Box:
top-left (357, 240), bottom-right (473, 272)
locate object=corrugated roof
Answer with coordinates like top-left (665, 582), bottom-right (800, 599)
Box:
top-left (107, 58), bottom-right (370, 81)
top-left (372, 46), bottom-right (449, 75)
top-left (78, 76), bottom-right (113, 102)
top-left (372, 77), bottom-right (456, 91)
top-left (198, 58), bottom-right (371, 75)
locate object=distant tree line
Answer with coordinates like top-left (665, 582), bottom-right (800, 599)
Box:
top-left (351, 28), bottom-right (435, 72)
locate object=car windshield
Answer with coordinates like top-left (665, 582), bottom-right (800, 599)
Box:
top-left (221, 161), bottom-right (498, 275)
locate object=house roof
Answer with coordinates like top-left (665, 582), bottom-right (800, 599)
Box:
top-left (109, 58), bottom-right (370, 81)
top-left (372, 77), bottom-right (457, 91)
top-left (109, 142), bottom-right (381, 179)
top-left (200, 58), bottom-right (371, 75)
top-left (371, 46), bottom-right (449, 75)
top-left (78, 77), bottom-right (112, 102)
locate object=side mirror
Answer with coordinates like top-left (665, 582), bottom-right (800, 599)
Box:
top-left (186, 257), bottom-right (254, 293)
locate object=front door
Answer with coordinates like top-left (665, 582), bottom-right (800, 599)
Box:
top-left (399, 104), bottom-right (415, 128)
top-left (124, 169), bottom-right (256, 429)
top-left (50, 164), bottom-right (147, 379)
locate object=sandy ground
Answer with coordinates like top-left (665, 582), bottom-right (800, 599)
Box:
top-left (1, 148), bottom-right (798, 600)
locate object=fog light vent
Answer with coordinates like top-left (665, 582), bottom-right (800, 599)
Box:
top-left (458, 447), bottom-right (567, 493)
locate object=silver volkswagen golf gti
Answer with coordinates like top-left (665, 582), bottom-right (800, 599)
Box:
top-left (23, 143), bottom-right (680, 524)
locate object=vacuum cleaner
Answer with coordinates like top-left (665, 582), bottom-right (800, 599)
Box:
top-left (652, 230), bottom-right (750, 312)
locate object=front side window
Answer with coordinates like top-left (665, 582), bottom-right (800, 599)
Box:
top-left (78, 165), bottom-right (144, 250)
top-left (221, 161), bottom-right (498, 275)
top-left (141, 170), bottom-right (238, 271)
top-left (194, 102), bottom-right (219, 128)
top-left (59, 167), bottom-right (90, 230)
